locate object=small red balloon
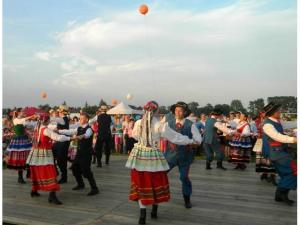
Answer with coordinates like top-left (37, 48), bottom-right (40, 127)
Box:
top-left (139, 4), bottom-right (149, 15)
top-left (41, 92), bottom-right (47, 99)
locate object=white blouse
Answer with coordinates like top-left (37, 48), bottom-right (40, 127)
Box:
top-left (132, 117), bottom-right (194, 148)
top-left (41, 126), bottom-right (70, 142)
top-left (236, 121), bottom-right (251, 137)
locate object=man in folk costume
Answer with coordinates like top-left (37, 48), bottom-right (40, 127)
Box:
top-left (89, 105), bottom-right (113, 167)
top-left (26, 114), bottom-right (72, 205)
top-left (51, 104), bottom-right (71, 184)
top-left (203, 107), bottom-right (234, 170)
top-left (6, 109), bottom-right (35, 183)
top-left (163, 102), bottom-right (202, 209)
top-left (262, 103), bottom-right (297, 206)
top-left (126, 101), bottom-right (196, 225)
top-left (59, 113), bottom-right (99, 196)
top-left (254, 102), bottom-right (277, 185)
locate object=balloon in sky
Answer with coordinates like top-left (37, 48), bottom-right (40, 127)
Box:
top-left (126, 93), bottom-right (133, 100)
top-left (139, 4), bottom-right (149, 15)
top-left (41, 92), bottom-right (47, 99)
top-left (111, 99), bottom-right (118, 105)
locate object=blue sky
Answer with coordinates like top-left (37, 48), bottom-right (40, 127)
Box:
top-left (3, 0), bottom-right (297, 108)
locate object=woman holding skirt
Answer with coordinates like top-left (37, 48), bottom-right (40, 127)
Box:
top-left (126, 101), bottom-right (194, 225)
top-left (26, 114), bottom-right (71, 205)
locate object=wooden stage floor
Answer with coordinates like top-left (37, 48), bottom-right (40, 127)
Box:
top-left (3, 156), bottom-right (297, 225)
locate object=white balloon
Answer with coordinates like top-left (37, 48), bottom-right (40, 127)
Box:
top-left (126, 93), bottom-right (133, 100)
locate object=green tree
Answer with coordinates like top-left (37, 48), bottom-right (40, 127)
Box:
top-left (267, 96), bottom-right (297, 113)
top-left (214, 104), bottom-right (230, 116)
top-left (230, 99), bottom-right (246, 113)
top-left (248, 98), bottom-right (265, 117)
top-left (188, 102), bottom-right (199, 115)
top-left (99, 99), bottom-right (107, 106)
top-left (198, 104), bottom-right (214, 115)
top-left (38, 104), bottom-right (51, 112)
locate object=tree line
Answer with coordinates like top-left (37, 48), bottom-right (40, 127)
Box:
top-left (3, 96), bottom-right (297, 118)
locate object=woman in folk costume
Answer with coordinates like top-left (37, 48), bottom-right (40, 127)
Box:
top-left (26, 114), bottom-right (72, 205)
top-left (6, 109), bottom-right (35, 183)
top-left (228, 112), bottom-right (252, 170)
top-left (126, 101), bottom-right (195, 225)
top-left (253, 103), bottom-right (277, 185)
top-left (262, 103), bottom-right (297, 206)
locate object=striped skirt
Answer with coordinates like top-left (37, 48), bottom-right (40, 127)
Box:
top-left (129, 169), bottom-right (170, 205)
top-left (125, 144), bottom-right (170, 172)
top-left (228, 147), bottom-right (251, 164)
top-left (27, 148), bottom-right (60, 192)
top-left (6, 135), bottom-right (32, 169)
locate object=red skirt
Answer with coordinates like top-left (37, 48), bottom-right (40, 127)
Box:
top-left (7, 151), bottom-right (30, 169)
top-left (30, 165), bottom-right (60, 192)
top-left (129, 169), bottom-right (170, 205)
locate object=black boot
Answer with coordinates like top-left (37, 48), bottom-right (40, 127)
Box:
top-left (234, 164), bottom-right (240, 170)
top-left (206, 161), bottom-right (212, 170)
top-left (240, 164), bottom-right (246, 171)
top-left (275, 188), bottom-right (294, 206)
top-left (87, 187), bottom-right (99, 196)
top-left (18, 170), bottom-right (26, 184)
top-left (97, 161), bottom-right (102, 168)
top-left (217, 161), bottom-right (227, 170)
top-left (26, 168), bottom-right (30, 179)
top-left (48, 192), bottom-right (63, 205)
top-left (87, 174), bottom-right (99, 196)
top-left (58, 175), bottom-right (67, 184)
top-left (92, 155), bottom-right (96, 164)
top-left (138, 208), bottom-right (146, 225)
top-left (183, 195), bottom-right (192, 209)
top-left (105, 155), bottom-right (110, 165)
top-left (72, 184), bottom-right (85, 190)
top-left (260, 173), bottom-right (268, 181)
top-left (151, 204), bottom-right (158, 219)
top-left (268, 174), bottom-right (277, 186)
top-left (30, 191), bottom-right (41, 197)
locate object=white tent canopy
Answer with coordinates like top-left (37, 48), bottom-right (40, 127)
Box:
top-left (107, 102), bottom-right (144, 115)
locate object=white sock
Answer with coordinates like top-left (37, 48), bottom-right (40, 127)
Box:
top-left (138, 200), bottom-right (146, 209)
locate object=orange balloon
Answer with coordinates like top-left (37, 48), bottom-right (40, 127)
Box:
top-left (111, 99), bottom-right (118, 105)
top-left (139, 4), bottom-right (148, 15)
top-left (41, 92), bottom-right (47, 99)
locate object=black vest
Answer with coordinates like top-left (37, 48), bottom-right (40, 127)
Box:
top-left (57, 116), bottom-right (70, 130)
top-left (77, 125), bottom-right (93, 156)
top-left (97, 114), bottom-right (112, 137)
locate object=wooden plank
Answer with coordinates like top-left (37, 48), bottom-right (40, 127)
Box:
top-left (3, 156), bottom-right (297, 225)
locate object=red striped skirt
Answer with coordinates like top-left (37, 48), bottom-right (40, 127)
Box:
top-left (129, 169), bottom-right (170, 205)
top-left (7, 151), bottom-right (30, 169)
top-left (30, 165), bottom-right (60, 192)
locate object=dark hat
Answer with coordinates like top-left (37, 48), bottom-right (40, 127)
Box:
top-left (170, 101), bottom-right (191, 118)
top-left (263, 102), bottom-right (276, 112)
top-left (211, 107), bottom-right (223, 116)
top-left (265, 103), bottom-right (281, 117)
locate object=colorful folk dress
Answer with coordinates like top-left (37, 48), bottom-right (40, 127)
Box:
top-left (6, 118), bottom-right (32, 170)
top-left (228, 121), bottom-right (252, 165)
top-left (125, 116), bottom-right (192, 205)
top-left (26, 126), bottom-right (69, 192)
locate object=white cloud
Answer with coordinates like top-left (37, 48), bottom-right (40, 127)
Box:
top-left (32, 0), bottom-right (296, 106)
top-left (67, 20), bottom-right (77, 27)
top-left (35, 51), bottom-right (52, 61)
